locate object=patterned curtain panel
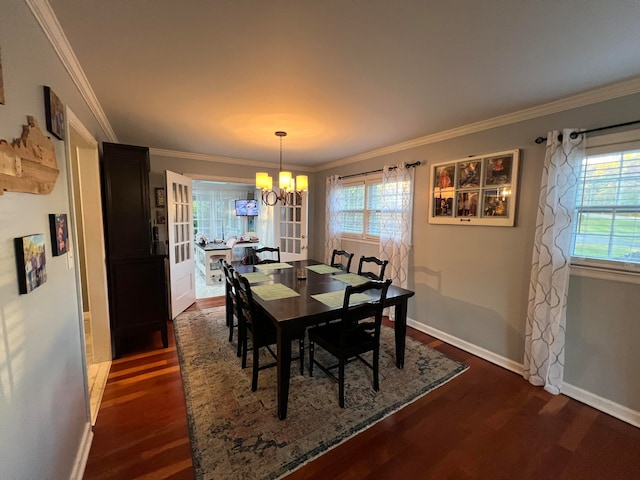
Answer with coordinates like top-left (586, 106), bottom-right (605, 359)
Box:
top-left (380, 163), bottom-right (415, 305)
top-left (523, 129), bottom-right (585, 394)
top-left (325, 175), bottom-right (343, 263)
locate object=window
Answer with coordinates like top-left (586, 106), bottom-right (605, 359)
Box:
top-left (571, 130), bottom-right (640, 272)
top-left (341, 175), bottom-right (382, 239)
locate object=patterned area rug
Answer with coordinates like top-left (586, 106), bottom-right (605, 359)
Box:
top-left (174, 307), bottom-right (468, 480)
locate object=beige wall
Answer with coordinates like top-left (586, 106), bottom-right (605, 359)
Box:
top-left (312, 93), bottom-right (640, 416)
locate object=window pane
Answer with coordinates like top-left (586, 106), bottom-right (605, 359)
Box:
top-left (573, 147), bottom-right (640, 265)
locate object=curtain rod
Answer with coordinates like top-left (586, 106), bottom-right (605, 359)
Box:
top-left (338, 161), bottom-right (422, 180)
top-left (534, 119), bottom-right (640, 144)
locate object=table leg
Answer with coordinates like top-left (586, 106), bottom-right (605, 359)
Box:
top-left (394, 300), bottom-right (408, 368)
top-left (276, 326), bottom-right (292, 420)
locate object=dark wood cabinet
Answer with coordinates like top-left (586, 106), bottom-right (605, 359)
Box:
top-left (102, 142), bottom-right (169, 358)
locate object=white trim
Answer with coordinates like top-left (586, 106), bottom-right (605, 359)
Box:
top-left (66, 108), bottom-right (98, 148)
top-left (27, 0), bottom-right (117, 142)
top-left (570, 264), bottom-right (640, 285)
top-left (408, 317), bottom-right (640, 427)
top-left (151, 148), bottom-right (313, 172)
top-left (184, 172), bottom-right (256, 185)
top-left (69, 421), bottom-right (93, 480)
top-left (561, 383), bottom-right (640, 429)
top-left (316, 76), bottom-right (640, 172)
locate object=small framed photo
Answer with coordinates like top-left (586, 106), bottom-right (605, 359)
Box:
top-left (49, 213), bottom-right (69, 256)
top-left (155, 209), bottom-right (166, 224)
top-left (429, 149), bottom-right (519, 226)
top-left (15, 233), bottom-right (47, 294)
top-left (155, 187), bottom-right (166, 207)
top-left (44, 86), bottom-right (65, 140)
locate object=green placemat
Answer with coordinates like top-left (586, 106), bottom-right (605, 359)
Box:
top-left (311, 291), bottom-right (374, 308)
top-left (251, 283), bottom-right (300, 301)
top-left (240, 272), bottom-right (272, 284)
top-left (305, 264), bottom-right (342, 274)
top-left (331, 273), bottom-right (370, 286)
top-left (254, 262), bottom-right (293, 271)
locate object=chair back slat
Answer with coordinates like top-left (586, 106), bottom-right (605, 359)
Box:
top-left (254, 246), bottom-right (281, 264)
top-left (357, 256), bottom-right (389, 281)
top-left (331, 249), bottom-right (355, 272)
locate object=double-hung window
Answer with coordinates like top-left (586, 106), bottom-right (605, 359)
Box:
top-left (341, 174), bottom-right (382, 240)
top-left (571, 130), bottom-right (640, 273)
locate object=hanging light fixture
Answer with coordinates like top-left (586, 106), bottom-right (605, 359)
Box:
top-left (256, 131), bottom-right (308, 206)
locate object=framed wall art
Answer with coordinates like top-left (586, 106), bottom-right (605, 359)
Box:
top-left (43, 85), bottom-right (65, 140)
top-left (15, 233), bottom-right (47, 294)
top-left (49, 213), bottom-right (69, 256)
top-left (428, 149), bottom-right (520, 226)
top-left (155, 187), bottom-right (166, 207)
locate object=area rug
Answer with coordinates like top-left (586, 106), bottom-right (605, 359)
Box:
top-left (174, 306), bottom-right (468, 480)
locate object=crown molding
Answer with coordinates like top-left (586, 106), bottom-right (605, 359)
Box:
top-left (150, 147), bottom-right (314, 172)
top-left (27, 0), bottom-right (118, 142)
top-left (315, 76), bottom-right (640, 172)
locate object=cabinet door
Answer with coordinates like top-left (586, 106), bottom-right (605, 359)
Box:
top-left (102, 142), bottom-right (152, 258)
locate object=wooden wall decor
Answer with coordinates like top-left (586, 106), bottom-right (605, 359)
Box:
top-left (0, 116), bottom-right (59, 195)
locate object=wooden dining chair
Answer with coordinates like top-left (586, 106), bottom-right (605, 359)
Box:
top-left (254, 246), bottom-right (281, 264)
top-left (330, 249), bottom-right (355, 272)
top-left (308, 279), bottom-right (391, 407)
top-left (357, 256), bottom-right (389, 281)
top-left (221, 260), bottom-right (242, 357)
top-left (234, 271), bottom-right (305, 391)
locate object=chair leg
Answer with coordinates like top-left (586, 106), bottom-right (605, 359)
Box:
top-left (299, 338), bottom-right (304, 375)
top-left (373, 348), bottom-right (380, 391)
top-left (228, 317), bottom-right (234, 342)
top-left (241, 333), bottom-right (248, 369)
top-left (251, 343), bottom-right (259, 392)
top-left (236, 321), bottom-right (243, 357)
top-left (338, 358), bottom-right (345, 408)
top-left (309, 340), bottom-right (315, 377)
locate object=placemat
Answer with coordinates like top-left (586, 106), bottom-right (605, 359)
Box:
top-left (254, 262), bottom-right (293, 271)
top-left (240, 272), bottom-right (272, 284)
top-left (331, 273), bottom-right (370, 286)
top-left (305, 264), bottom-right (342, 274)
top-left (311, 291), bottom-right (374, 308)
top-left (251, 283), bottom-right (300, 301)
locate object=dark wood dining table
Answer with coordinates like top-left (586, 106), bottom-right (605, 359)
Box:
top-left (235, 259), bottom-right (415, 420)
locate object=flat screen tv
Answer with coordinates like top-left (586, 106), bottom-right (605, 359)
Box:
top-left (235, 199), bottom-right (258, 216)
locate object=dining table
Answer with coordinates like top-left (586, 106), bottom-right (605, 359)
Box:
top-left (235, 258), bottom-right (416, 420)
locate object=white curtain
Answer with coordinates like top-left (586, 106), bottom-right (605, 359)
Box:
top-left (524, 129), bottom-right (584, 394)
top-left (380, 163), bottom-right (415, 298)
top-left (257, 191), bottom-right (276, 249)
top-left (325, 175), bottom-right (343, 263)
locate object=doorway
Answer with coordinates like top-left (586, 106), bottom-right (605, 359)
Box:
top-left (66, 108), bottom-right (112, 425)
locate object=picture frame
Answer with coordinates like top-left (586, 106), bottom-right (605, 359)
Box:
top-left (49, 213), bottom-right (69, 256)
top-left (428, 149), bottom-right (520, 226)
top-left (155, 187), bottom-right (166, 207)
top-left (43, 86), bottom-right (65, 140)
top-left (155, 209), bottom-right (166, 224)
top-left (14, 233), bottom-right (47, 294)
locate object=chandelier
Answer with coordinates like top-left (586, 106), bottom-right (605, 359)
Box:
top-left (255, 131), bottom-right (308, 206)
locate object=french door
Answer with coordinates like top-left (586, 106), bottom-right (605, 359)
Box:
top-left (278, 191), bottom-right (308, 262)
top-left (166, 170), bottom-right (195, 318)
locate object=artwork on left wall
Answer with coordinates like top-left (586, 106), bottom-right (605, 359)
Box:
top-left (43, 85), bottom-right (65, 140)
top-left (0, 46), bottom-right (5, 105)
top-left (49, 213), bottom-right (68, 256)
top-left (14, 233), bottom-right (47, 294)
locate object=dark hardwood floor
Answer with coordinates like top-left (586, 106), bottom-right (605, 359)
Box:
top-left (84, 297), bottom-right (640, 479)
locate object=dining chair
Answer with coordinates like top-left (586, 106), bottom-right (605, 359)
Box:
top-left (234, 271), bottom-right (305, 391)
top-left (221, 260), bottom-right (242, 357)
top-left (330, 249), bottom-right (355, 272)
top-left (254, 246), bottom-right (281, 264)
top-left (357, 256), bottom-right (389, 281)
top-left (308, 278), bottom-right (391, 407)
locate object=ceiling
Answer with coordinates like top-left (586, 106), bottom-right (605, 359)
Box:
top-left (48, 0), bottom-right (640, 167)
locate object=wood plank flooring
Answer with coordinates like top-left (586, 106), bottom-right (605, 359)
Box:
top-left (84, 297), bottom-right (640, 479)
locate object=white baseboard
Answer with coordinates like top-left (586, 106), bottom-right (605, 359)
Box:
top-left (407, 317), bottom-right (640, 428)
top-left (70, 421), bottom-right (93, 480)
